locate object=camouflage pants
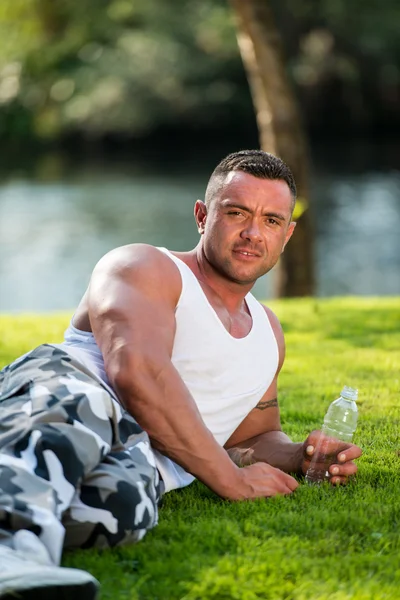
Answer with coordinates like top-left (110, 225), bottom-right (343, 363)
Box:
top-left (0, 344), bottom-right (162, 565)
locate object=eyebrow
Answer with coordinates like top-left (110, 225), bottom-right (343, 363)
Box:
top-left (221, 201), bottom-right (287, 222)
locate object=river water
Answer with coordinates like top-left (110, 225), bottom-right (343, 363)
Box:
top-left (0, 145), bottom-right (399, 311)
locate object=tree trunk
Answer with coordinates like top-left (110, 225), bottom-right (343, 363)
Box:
top-left (230, 0), bottom-right (314, 297)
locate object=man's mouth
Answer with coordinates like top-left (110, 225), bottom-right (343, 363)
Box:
top-left (233, 248), bottom-right (262, 258)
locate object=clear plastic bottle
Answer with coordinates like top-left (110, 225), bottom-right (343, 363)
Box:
top-left (305, 386), bottom-right (358, 484)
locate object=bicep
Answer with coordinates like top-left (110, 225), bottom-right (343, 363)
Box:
top-left (87, 246), bottom-right (180, 380)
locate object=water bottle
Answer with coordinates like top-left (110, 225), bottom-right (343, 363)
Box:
top-left (305, 386), bottom-right (358, 484)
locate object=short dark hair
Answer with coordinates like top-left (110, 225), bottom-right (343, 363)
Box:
top-left (205, 149), bottom-right (296, 208)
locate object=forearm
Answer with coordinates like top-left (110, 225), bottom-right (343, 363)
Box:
top-left (110, 353), bottom-right (242, 498)
top-left (227, 431), bottom-right (304, 475)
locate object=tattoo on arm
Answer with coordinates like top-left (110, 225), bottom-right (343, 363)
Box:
top-left (255, 397), bottom-right (278, 411)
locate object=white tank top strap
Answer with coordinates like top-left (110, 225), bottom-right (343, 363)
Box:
top-left (157, 246), bottom-right (273, 342)
top-left (157, 247), bottom-right (191, 307)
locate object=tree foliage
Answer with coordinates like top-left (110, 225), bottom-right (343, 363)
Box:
top-left (0, 0), bottom-right (398, 142)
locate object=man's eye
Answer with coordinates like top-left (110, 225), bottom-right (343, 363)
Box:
top-left (228, 211), bottom-right (243, 217)
top-left (267, 218), bottom-right (278, 225)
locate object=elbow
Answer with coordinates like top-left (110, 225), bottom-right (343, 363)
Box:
top-left (226, 446), bottom-right (255, 467)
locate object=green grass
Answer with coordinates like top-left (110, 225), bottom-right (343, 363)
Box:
top-left (1, 297), bottom-right (399, 600)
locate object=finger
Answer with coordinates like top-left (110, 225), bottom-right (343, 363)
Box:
top-left (305, 445), bottom-right (338, 463)
top-left (329, 462), bottom-right (358, 477)
top-left (305, 444), bottom-right (315, 457)
top-left (263, 464), bottom-right (300, 491)
top-left (304, 430), bottom-right (322, 455)
top-left (304, 434), bottom-right (342, 460)
top-left (306, 430), bottom-right (322, 446)
top-left (306, 438), bottom-right (362, 463)
top-left (330, 471), bottom-right (358, 485)
top-left (249, 464), bottom-right (298, 496)
top-left (337, 445), bottom-right (362, 462)
top-left (275, 483), bottom-right (297, 495)
top-left (286, 474), bottom-right (300, 491)
top-left (280, 471), bottom-right (300, 492)
top-left (330, 476), bottom-right (347, 486)
top-left (271, 467), bottom-right (299, 490)
top-left (271, 474), bottom-right (298, 495)
top-left (323, 440), bottom-right (362, 460)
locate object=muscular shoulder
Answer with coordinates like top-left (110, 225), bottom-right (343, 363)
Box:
top-left (260, 303), bottom-right (286, 372)
top-left (91, 244), bottom-right (182, 304)
top-left (94, 244), bottom-right (172, 274)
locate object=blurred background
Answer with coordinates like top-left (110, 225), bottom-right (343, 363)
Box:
top-left (0, 0), bottom-right (399, 311)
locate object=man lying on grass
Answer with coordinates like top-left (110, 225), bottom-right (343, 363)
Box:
top-left (0, 150), bottom-right (361, 600)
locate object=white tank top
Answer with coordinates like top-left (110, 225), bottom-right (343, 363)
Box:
top-left (60, 247), bottom-right (279, 492)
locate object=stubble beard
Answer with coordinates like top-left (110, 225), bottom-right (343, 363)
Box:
top-left (207, 245), bottom-right (271, 286)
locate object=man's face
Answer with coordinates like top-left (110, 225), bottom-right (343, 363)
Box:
top-left (195, 171), bottom-right (296, 285)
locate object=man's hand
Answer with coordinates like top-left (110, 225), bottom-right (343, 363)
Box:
top-left (302, 430), bottom-right (362, 485)
top-left (224, 462), bottom-right (299, 500)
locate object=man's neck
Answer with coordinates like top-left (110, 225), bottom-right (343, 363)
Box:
top-left (175, 246), bottom-right (255, 314)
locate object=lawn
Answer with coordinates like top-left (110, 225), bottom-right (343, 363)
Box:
top-left (0, 297), bottom-right (399, 600)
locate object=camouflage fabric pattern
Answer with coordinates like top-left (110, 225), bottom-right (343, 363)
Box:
top-left (0, 344), bottom-right (161, 565)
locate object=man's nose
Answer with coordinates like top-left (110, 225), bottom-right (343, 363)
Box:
top-left (241, 219), bottom-right (262, 242)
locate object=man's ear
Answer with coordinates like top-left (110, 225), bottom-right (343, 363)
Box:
top-left (282, 221), bottom-right (296, 253)
top-left (194, 200), bottom-right (207, 235)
